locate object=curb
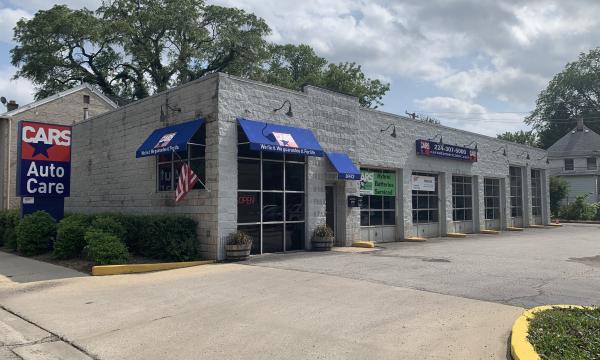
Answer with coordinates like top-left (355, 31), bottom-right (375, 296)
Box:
top-left (510, 305), bottom-right (587, 360)
top-left (446, 232), bottom-right (467, 238)
top-left (352, 241), bottom-right (375, 248)
top-left (91, 260), bottom-right (215, 276)
top-left (404, 236), bottom-right (427, 242)
top-left (507, 226), bottom-right (524, 231)
top-left (480, 229), bottom-right (500, 234)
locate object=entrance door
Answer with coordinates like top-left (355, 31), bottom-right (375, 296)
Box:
top-left (325, 186), bottom-right (335, 237)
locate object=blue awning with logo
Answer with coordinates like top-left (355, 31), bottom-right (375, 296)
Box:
top-left (136, 119), bottom-right (204, 158)
top-left (326, 152), bottom-right (360, 180)
top-left (238, 118), bottom-right (324, 157)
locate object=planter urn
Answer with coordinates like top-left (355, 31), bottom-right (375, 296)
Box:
top-left (311, 235), bottom-right (333, 251)
top-left (225, 243), bottom-right (252, 261)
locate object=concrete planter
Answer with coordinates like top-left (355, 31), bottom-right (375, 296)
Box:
top-left (225, 243), bottom-right (252, 261)
top-left (311, 236), bottom-right (333, 251)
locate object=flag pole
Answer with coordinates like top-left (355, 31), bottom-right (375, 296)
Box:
top-left (172, 147), bottom-right (209, 192)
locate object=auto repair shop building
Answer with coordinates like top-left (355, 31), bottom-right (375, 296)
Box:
top-left (65, 73), bottom-right (550, 260)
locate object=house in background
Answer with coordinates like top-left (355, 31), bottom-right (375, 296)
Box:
top-left (548, 118), bottom-right (600, 203)
top-left (0, 83), bottom-right (118, 210)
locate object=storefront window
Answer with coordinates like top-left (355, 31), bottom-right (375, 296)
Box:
top-left (412, 172), bottom-right (438, 224)
top-left (156, 124), bottom-right (206, 192)
top-left (359, 168), bottom-right (396, 226)
top-left (452, 175), bottom-right (472, 221)
top-left (509, 167), bottom-right (523, 218)
top-left (484, 178), bottom-right (501, 220)
top-left (237, 125), bottom-right (306, 254)
top-left (531, 170), bottom-right (542, 216)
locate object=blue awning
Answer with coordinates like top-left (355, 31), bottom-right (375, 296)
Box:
top-left (326, 152), bottom-right (360, 180)
top-left (136, 119), bottom-right (204, 158)
top-left (238, 118), bottom-right (324, 157)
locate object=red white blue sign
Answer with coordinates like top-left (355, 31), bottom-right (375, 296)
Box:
top-left (416, 139), bottom-right (477, 162)
top-left (17, 121), bottom-right (72, 197)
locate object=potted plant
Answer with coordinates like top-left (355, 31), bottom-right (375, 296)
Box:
top-left (225, 230), bottom-right (253, 261)
top-left (311, 225), bottom-right (334, 251)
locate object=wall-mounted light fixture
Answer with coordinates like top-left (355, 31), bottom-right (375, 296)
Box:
top-left (536, 154), bottom-right (549, 164)
top-left (518, 150), bottom-right (531, 160)
top-left (273, 100), bottom-right (293, 117)
top-left (493, 146), bottom-right (507, 156)
top-left (429, 133), bottom-right (443, 143)
top-left (380, 124), bottom-right (397, 138)
top-left (464, 140), bottom-right (478, 150)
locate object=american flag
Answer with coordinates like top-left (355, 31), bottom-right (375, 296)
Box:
top-left (175, 163), bottom-right (199, 203)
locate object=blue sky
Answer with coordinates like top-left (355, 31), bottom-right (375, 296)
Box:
top-left (1, 0), bottom-right (599, 136)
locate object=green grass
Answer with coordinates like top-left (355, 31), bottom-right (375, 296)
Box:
top-left (527, 306), bottom-right (600, 360)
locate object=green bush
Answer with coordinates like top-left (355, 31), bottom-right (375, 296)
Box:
top-left (85, 230), bottom-right (129, 265)
top-left (0, 210), bottom-right (20, 248)
top-left (559, 195), bottom-right (596, 220)
top-left (53, 215), bottom-right (93, 259)
top-left (90, 215), bottom-right (126, 241)
top-left (15, 211), bottom-right (57, 256)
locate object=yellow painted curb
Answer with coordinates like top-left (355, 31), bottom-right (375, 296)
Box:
top-left (507, 226), bottom-right (524, 231)
top-left (92, 260), bottom-right (215, 276)
top-left (446, 232), bottom-right (466, 238)
top-left (404, 236), bottom-right (427, 242)
top-left (527, 225), bottom-right (545, 229)
top-left (511, 305), bottom-right (589, 360)
top-left (480, 229), bottom-right (500, 234)
top-left (352, 241), bottom-right (375, 248)
top-left (547, 223), bottom-right (562, 227)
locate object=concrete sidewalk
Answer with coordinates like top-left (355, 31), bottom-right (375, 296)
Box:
top-left (0, 263), bottom-right (520, 359)
top-left (0, 251), bottom-right (85, 284)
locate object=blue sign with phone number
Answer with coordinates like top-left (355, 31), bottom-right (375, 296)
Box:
top-left (415, 139), bottom-right (478, 162)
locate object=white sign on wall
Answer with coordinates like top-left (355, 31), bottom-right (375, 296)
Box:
top-left (412, 175), bottom-right (435, 192)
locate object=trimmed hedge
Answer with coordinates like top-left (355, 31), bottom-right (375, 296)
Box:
top-left (0, 210), bottom-right (20, 248)
top-left (55, 213), bottom-right (199, 261)
top-left (16, 211), bottom-right (57, 256)
top-left (54, 214), bottom-right (93, 259)
top-left (85, 229), bottom-right (129, 265)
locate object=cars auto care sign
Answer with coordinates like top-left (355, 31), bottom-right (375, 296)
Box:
top-left (17, 121), bottom-right (71, 197)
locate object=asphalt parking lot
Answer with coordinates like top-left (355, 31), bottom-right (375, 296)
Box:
top-left (0, 223), bottom-right (598, 359)
top-left (247, 223), bottom-right (600, 308)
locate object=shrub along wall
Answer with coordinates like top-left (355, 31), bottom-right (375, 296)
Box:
top-left (1, 210), bottom-right (199, 265)
top-left (58, 213), bottom-right (200, 262)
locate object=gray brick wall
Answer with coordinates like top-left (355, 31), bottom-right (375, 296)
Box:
top-left (1, 88), bottom-right (115, 210)
top-left (60, 72), bottom-right (551, 260)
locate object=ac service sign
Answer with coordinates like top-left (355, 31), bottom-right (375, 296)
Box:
top-left (17, 121), bottom-right (72, 197)
top-left (416, 139), bottom-right (477, 162)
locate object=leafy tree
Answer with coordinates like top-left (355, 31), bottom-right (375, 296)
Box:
top-left (254, 45), bottom-right (389, 108)
top-left (549, 176), bottom-right (569, 217)
top-left (11, 1), bottom-right (270, 103)
top-left (526, 48), bottom-right (600, 148)
top-left (11, 2), bottom-right (390, 108)
top-left (496, 130), bottom-right (539, 147)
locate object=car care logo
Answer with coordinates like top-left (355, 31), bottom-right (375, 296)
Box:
top-left (272, 132), bottom-right (298, 148)
top-left (420, 140), bottom-right (431, 155)
top-left (21, 122), bottom-right (71, 162)
top-left (469, 149), bottom-right (477, 161)
top-left (155, 132), bottom-right (176, 149)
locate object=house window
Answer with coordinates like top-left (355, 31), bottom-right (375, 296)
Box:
top-left (484, 178), bottom-right (501, 220)
top-left (509, 167), bottom-right (523, 218)
top-left (452, 175), bottom-right (472, 221)
top-left (156, 124), bottom-right (205, 192)
top-left (412, 172), bottom-right (439, 224)
top-left (83, 95), bottom-right (90, 104)
top-left (564, 159), bottom-right (574, 171)
top-left (237, 125), bottom-right (306, 254)
top-left (587, 157), bottom-right (597, 170)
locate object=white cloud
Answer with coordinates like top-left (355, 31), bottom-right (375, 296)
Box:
top-left (0, 7), bottom-right (31, 43)
top-left (0, 66), bottom-right (35, 110)
top-left (414, 96), bottom-right (530, 137)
